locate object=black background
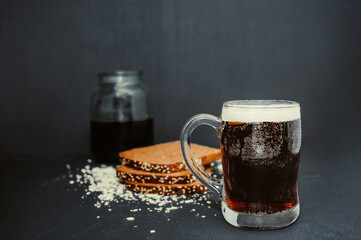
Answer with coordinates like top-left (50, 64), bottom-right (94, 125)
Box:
top-left (1, 0), bottom-right (361, 156)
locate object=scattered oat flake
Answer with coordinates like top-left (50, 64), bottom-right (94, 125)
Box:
top-left (66, 161), bottom-right (219, 215)
top-left (150, 230), bottom-right (156, 233)
top-left (126, 217), bottom-right (135, 221)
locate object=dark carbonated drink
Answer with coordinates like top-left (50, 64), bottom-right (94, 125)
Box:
top-left (221, 120), bottom-right (301, 214)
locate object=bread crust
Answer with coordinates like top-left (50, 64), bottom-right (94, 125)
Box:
top-left (117, 165), bottom-right (211, 184)
top-left (123, 180), bottom-right (208, 195)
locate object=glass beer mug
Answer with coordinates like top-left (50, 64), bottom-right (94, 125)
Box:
top-left (180, 100), bottom-right (301, 229)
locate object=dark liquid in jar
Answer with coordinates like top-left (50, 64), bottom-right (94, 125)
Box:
top-left (221, 120), bottom-right (300, 214)
top-left (90, 118), bottom-right (154, 163)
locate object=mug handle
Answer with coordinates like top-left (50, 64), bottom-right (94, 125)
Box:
top-left (180, 114), bottom-right (222, 198)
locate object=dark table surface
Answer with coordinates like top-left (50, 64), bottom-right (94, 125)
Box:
top-left (1, 147), bottom-right (361, 240)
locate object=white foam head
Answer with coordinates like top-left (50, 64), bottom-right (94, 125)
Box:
top-left (221, 100), bottom-right (301, 123)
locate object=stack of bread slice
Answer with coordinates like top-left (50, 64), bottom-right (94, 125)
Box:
top-left (116, 141), bottom-right (220, 195)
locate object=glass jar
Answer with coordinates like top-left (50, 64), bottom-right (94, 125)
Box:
top-left (90, 70), bottom-right (153, 162)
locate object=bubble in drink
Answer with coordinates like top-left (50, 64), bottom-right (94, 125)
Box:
top-left (221, 120), bottom-right (301, 214)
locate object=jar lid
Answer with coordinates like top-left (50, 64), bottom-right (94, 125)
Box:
top-left (98, 70), bottom-right (143, 77)
top-left (98, 70), bottom-right (143, 83)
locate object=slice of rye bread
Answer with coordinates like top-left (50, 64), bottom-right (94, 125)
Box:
top-left (119, 141), bottom-right (220, 173)
top-left (123, 180), bottom-right (208, 195)
top-left (116, 165), bottom-right (211, 184)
